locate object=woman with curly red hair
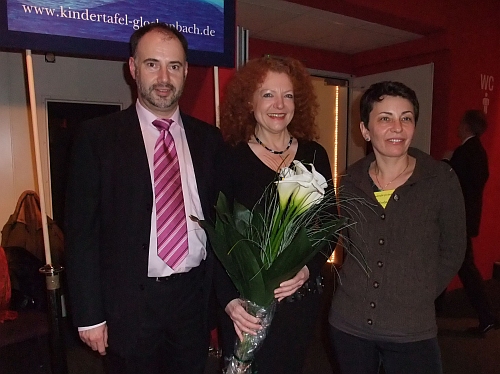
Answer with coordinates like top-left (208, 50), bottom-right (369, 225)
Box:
top-left (215, 56), bottom-right (333, 374)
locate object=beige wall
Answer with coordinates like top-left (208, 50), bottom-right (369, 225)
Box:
top-left (0, 51), bottom-right (133, 229)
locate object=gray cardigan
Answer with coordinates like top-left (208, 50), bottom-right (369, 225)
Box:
top-left (329, 148), bottom-right (466, 343)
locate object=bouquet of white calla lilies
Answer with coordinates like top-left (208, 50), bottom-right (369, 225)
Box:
top-left (192, 160), bottom-right (348, 374)
top-left (193, 160), bottom-right (345, 307)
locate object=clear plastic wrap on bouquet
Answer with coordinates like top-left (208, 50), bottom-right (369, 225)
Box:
top-left (225, 299), bottom-right (277, 374)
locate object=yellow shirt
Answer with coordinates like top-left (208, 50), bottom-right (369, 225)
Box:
top-left (374, 189), bottom-right (395, 209)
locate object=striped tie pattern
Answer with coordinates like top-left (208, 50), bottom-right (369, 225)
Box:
top-left (153, 119), bottom-right (188, 269)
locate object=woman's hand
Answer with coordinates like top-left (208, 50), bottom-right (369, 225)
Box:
top-left (274, 265), bottom-right (310, 302)
top-left (225, 299), bottom-right (262, 341)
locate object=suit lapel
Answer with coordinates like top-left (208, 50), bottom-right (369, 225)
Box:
top-left (116, 106), bottom-right (152, 193)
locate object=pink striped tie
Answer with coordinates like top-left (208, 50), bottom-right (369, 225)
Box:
top-left (153, 119), bottom-right (188, 269)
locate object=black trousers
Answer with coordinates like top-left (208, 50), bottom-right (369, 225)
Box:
top-left (104, 264), bottom-right (209, 374)
top-left (330, 327), bottom-right (443, 374)
top-left (458, 236), bottom-right (496, 326)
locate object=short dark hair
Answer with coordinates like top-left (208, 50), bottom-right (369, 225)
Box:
top-left (360, 81), bottom-right (419, 128)
top-left (129, 22), bottom-right (188, 59)
top-left (462, 110), bottom-right (487, 136)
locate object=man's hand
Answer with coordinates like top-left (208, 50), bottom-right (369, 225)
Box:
top-left (79, 324), bottom-right (108, 355)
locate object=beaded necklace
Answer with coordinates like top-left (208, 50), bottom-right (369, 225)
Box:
top-left (254, 135), bottom-right (293, 155)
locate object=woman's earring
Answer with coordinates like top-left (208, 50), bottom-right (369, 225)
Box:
top-left (365, 137), bottom-right (370, 141)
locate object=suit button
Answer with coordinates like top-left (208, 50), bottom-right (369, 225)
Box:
top-left (142, 243), bottom-right (147, 251)
top-left (377, 261), bottom-right (384, 268)
top-left (373, 281), bottom-right (380, 288)
top-left (378, 238), bottom-right (385, 245)
top-left (367, 319), bottom-right (373, 325)
top-left (370, 302), bottom-right (376, 308)
top-left (393, 194), bottom-right (400, 201)
top-left (139, 284), bottom-right (145, 291)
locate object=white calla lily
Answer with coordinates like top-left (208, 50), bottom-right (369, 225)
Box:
top-left (276, 161), bottom-right (327, 214)
top-left (275, 166), bottom-right (300, 210)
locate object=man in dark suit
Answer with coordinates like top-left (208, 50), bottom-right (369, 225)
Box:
top-left (447, 109), bottom-right (498, 335)
top-left (65, 23), bottom-right (223, 373)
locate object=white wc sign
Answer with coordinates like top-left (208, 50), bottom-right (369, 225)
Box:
top-left (480, 74), bottom-right (494, 114)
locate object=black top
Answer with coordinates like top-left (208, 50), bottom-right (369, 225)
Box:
top-left (215, 139), bottom-right (333, 308)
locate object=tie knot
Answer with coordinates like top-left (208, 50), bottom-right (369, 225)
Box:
top-left (153, 118), bottom-right (173, 132)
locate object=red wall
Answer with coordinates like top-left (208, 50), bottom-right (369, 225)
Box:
top-left (248, 38), bottom-right (354, 74)
top-left (182, 0), bottom-right (500, 286)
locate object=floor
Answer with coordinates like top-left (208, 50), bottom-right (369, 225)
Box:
top-left (2, 279), bottom-right (500, 374)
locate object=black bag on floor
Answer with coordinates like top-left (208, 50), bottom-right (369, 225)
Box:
top-left (3, 246), bottom-right (46, 311)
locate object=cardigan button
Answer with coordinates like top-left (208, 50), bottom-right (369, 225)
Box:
top-left (393, 194), bottom-right (400, 201)
top-left (370, 302), bottom-right (376, 308)
top-left (373, 281), bottom-right (380, 288)
top-left (377, 261), bottom-right (384, 268)
top-left (367, 319), bottom-right (373, 325)
top-left (378, 238), bottom-right (385, 245)
top-left (380, 213), bottom-right (386, 220)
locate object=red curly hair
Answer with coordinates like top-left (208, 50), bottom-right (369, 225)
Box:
top-left (220, 56), bottom-right (319, 145)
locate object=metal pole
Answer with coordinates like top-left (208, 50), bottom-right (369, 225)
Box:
top-left (25, 49), bottom-right (68, 374)
top-left (214, 66), bottom-right (220, 128)
top-left (40, 265), bottom-right (67, 374)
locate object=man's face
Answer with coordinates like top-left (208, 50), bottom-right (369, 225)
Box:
top-left (128, 30), bottom-right (188, 118)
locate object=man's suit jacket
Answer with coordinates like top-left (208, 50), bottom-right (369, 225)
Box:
top-left (449, 136), bottom-right (489, 237)
top-left (65, 105), bottom-right (224, 355)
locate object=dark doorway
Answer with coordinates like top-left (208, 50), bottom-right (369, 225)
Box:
top-left (47, 101), bottom-right (121, 232)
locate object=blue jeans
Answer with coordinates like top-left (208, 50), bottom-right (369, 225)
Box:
top-left (329, 326), bottom-right (443, 374)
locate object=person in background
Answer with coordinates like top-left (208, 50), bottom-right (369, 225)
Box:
top-left (444, 109), bottom-right (499, 335)
top-left (329, 81), bottom-right (466, 374)
top-left (217, 56), bottom-right (333, 374)
top-left (65, 23), bottom-right (223, 374)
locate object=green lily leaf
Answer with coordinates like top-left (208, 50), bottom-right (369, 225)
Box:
top-left (207, 207), bottom-right (272, 306)
top-left (233, 200), bottom-right (252, 236)
top-left (214, 193), bottom-right (233, 226)
top-left (226, 236), bottom-right (271, 307)
top-left (266, 227), bottom-right (318, 291)
top-left (195, 215), bottom-right (240, 279)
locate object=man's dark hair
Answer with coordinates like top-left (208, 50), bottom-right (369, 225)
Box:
top-left (129, 22), bottom-right (188, 59)
top-left (360, 81), bottom-right (420, 128)
top-left (462, 109), bottom-right (487, 136)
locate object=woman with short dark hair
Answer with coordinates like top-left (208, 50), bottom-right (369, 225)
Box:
top-left (329, 81), bottom-right (466, 374)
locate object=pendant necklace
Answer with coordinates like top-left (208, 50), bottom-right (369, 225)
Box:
top-left (374, 156), bottom-right (410, 191)
top-left (254, 134), bottom-right (293, 155)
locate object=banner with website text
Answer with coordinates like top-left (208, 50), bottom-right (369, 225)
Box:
top-left (1, 0), bottom-right (235, 67)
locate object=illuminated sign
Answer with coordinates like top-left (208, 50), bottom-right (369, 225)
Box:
top-left (1, 0), bottom-right (235, 67)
